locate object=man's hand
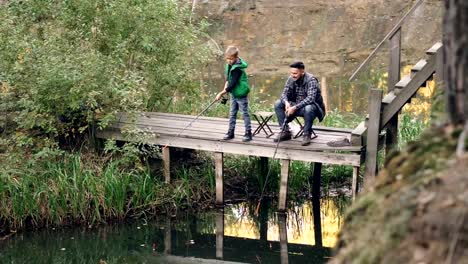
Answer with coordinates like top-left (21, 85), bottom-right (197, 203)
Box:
top-left (285, 101), bottom-right (291, 111)
top-left (286, 105), bottom-right (297, 116)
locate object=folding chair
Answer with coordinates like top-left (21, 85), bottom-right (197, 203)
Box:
top-left (252, 111), bottom-right (275, 138)
top-left (292, 116), bottom-right (317, 140)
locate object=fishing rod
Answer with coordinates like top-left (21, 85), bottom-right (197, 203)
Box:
top-left (162, 97), bottom-right (222, 149)
top-left (255, 112), bottom-right (293, 215)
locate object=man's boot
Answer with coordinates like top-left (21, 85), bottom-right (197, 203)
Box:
top-left (273, 130), bottom-right (292, 142)
top-left (301, 133), bottom-right (311, 146)
top-left (242, 130), bottom-right (252, 142)
top-left (223, 130), bottom-right (234, 140)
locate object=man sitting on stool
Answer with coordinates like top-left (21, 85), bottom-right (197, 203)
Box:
top-left (273, 61), bottom-right (326, 146)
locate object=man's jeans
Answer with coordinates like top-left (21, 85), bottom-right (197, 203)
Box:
top-left (274, 99), bottom-right (318, 135)
top-left (229, 96), bottom-right (252, 132)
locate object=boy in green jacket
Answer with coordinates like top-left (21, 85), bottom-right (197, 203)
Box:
top-left (215, 46), bottom-right (252, 142)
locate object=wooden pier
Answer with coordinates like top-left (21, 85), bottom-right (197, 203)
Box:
top-left (96, 40), bottom-right (443, 210)
top-left (96, 112), bottom-right (363, 210)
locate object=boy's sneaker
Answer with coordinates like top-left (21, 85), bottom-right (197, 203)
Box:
top-left (242, 130), bottom-right (252, 142)
top-left (223, 130), bottom-right (234, 140)
top-left (273, 130), bottom-right (292, 142)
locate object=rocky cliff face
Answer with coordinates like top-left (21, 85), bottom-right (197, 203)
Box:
top-left (195, 0), bottom-right (443, 78)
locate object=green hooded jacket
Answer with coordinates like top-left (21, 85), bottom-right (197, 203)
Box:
top-left (225, 58), bottom-right (250, 98)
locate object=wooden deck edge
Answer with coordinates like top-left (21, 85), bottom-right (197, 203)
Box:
top-left (96, 130), bottom-right (362, 166)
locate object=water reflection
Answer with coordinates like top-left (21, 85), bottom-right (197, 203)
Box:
top-left (0, 198), bottom-right (348, 263)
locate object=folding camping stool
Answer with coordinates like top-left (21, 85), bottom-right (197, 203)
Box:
top-left (252, 111), bottom-right (275, 138)
top-left (292, 116), bottom-right (317, 140)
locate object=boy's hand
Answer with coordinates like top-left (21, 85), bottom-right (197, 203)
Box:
top-left (215, 92), bottom-right (224, 101)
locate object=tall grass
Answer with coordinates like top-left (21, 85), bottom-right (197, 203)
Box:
top-left (0, 152), bottom-right (214, 229)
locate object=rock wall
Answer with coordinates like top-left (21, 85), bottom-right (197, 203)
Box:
top-left (195, 0), bottom-right (443, 77)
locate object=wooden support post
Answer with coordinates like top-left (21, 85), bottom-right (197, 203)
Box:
top-left (278, 159), bottom-right (290, 211)
top-left (386, 27), bottom-right (401, 155)
top-left (278, 213), bottom-right (289, 264)
top-left (259, 199), bottom-right (269, 241)
top-left (162, 147), bottom-right (171, 184)
top-left (352, 166), bottom-right (360, 201)
top-left (164, 216), bottom-right (172, 255)
top-left (215, 152), bottom-right (224, 206)
top-left (312, 162), bottom-right (323, 247)
top-left (365, 89), bottom-right (383, 179)
top-left (216, 211), bottom-right (224, 259)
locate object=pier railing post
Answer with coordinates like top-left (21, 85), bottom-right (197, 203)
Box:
top-left (278, 159), bottom-right (290, 211)
top-left (365, 89), bottom-right (383, 179)
top-left (215, 152), bottom-right (224, 206)
top-left (386, 27), bottom-right (401, 155)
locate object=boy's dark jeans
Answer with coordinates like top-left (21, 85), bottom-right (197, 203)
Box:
top-left (229, 96), bottom-right (252, 132)
top-left (274, 99), bottom-right (318, 135)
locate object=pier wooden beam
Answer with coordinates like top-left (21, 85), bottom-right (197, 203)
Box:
top-left (365, 89), bottom-right (383, 179)
top-left (278, 213), bottom-right (289, 264)
top-left (162, 147), bottom-right (171, 184)
top-left (215, 152), bottom-right (224, 206)
top-left (312, 162), bottom-right (323, 247)
top-left (278, 159), bottom-right (290, 211)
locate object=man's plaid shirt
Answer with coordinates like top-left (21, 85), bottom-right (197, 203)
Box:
top-left (281, 72), bottom-right (321, 111)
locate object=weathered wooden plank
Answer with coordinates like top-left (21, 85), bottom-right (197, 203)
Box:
top-left (115, 113), bottom-right (355, 135)
top-left (215, 152), bottom-right (224, 206)
top-left (352, 166), bottom-right (360, 201)
top-left (395, 75), bottom-right (411, 89)
top-left (382, 92), bottom-right (396, 105)
top-left (97, 130), bottom-right (362, 166)
top-left (411, 59), bottom-right (428, 75)
top-left (278, 160), bottom-right (290, 211)
top-left (110, 120), bottom-right (351, 142)
top-left (426, 42), bottom-right (443, 55)
top-left (410, 59), bottom-right (428, 90)
top-left (163, 147), bottom-right (171, 184)
top-left (365, 89), bottom-right (383, 179)
top-left (99, 124), bottom-right (361, 152)
top-left (351, 121), bottom-right (366, 146)
top-left (388, 27), bottom-right (401, 92)
top-left (381, 54), bottom-right (436, 128)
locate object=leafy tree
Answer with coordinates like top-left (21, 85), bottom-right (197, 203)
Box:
top-left (0, 0), bottom-right (212, 152)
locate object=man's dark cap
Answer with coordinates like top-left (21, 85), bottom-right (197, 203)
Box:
top-left (289, 61), bottom-right (305, 69)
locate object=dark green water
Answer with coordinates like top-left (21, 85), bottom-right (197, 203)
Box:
top-left (0, 198), bottom-right (348, 264)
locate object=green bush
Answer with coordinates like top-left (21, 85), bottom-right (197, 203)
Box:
top-left (0, 0), bottom-right (212, 152)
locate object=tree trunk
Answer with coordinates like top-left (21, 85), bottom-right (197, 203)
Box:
top-left (444, 0), bottom-right (468, 125)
